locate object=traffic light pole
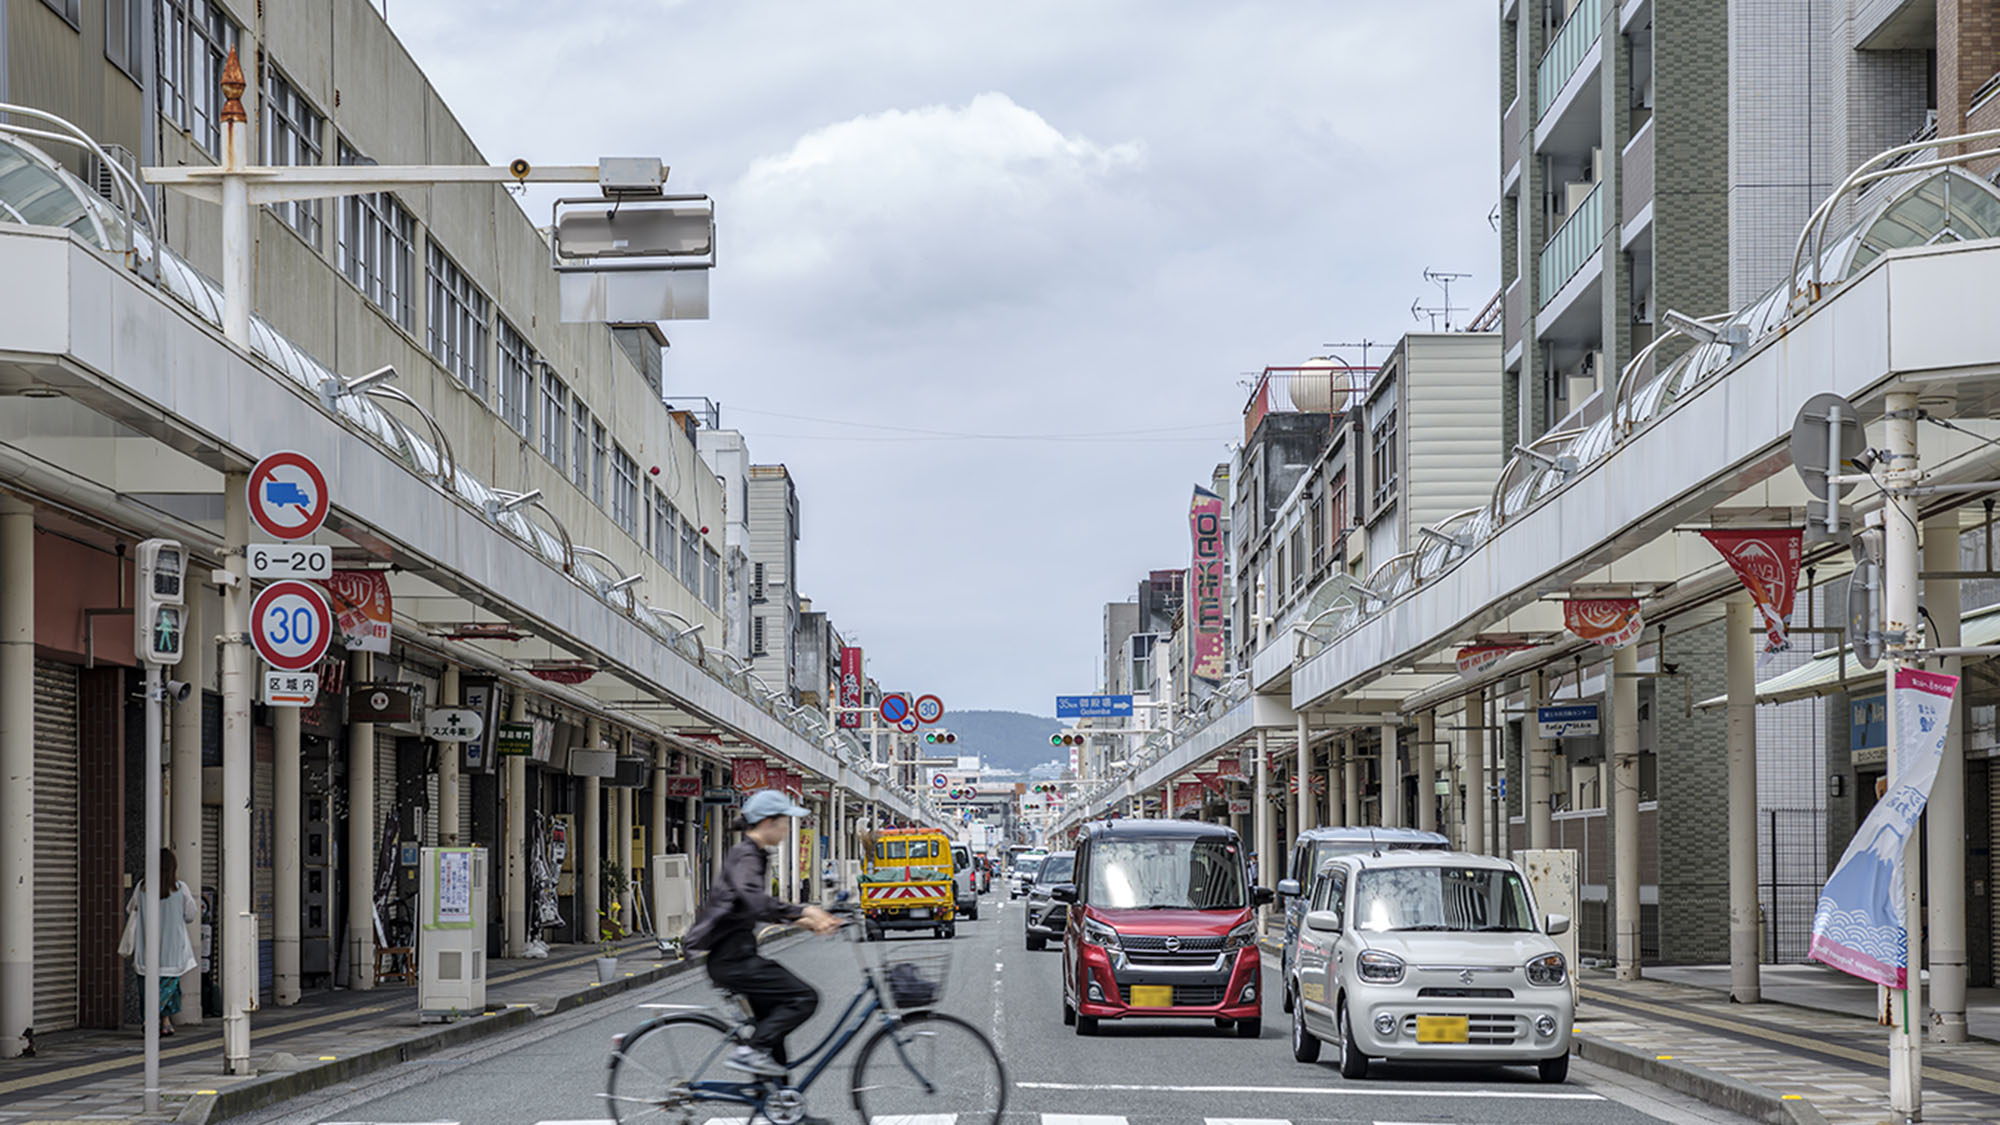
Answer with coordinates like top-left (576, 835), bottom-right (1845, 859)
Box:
top-left (141, 660), bottom-right (163, 1113)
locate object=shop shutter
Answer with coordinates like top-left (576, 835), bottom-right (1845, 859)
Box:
top-left (1992, 765), bottom-right (2000, 983)
top-left (254, 727), bottom-right (276, 999)
top-left (33, 659), bottom-right (80, 1033)
top-left (424, 775), bottom-right (440, 847)
top-left (376, 732), bottom-right (399, 845)
top-left (457, 772), bottom-right (473, 847)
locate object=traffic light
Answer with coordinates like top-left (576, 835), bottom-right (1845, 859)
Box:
top-left (1050, 731), bottom-right (1085, 747)
top-left (924, 730), bottom-right (957, 745)
top-left (1030, 782), bottom-right (1060, 794)
top-left (135, 538), bottom-right (187, 666)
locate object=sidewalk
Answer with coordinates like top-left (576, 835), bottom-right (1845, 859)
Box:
top-left (1644, 962), bottom-right (2000, 1042)
top-left (0, 936), bottom-right (692, 1124)
top-left (1576, 970), bottom-right (2000, 1124)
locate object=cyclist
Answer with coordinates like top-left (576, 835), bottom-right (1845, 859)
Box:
top-left (683, 788), bottom-right (840, 1077)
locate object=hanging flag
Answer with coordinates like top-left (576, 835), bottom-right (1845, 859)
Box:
top-left (1700, 529), bottom-right (1803, 652)
top-left (1189, 486), bottom-right (1227, 681)
top-left (838, 647), bottom-right (864, 729)
top-left (1564, 598), bottom-right (1644, 648)
top-left (1456, 643), bottom-right (1535, 677)
top-left (1174, 780), bottom-right (1205, 806)
top-left (1214, 755), bottom-right (1243, 779)
top-left (1809, 668), bottom-right (1960, 988)
top-left (732, 758), bottom-right (768, 792)
top-left (321, 570), bottom-right (392, 653)
top-left (1196, 770), bottom-right (1222, 794)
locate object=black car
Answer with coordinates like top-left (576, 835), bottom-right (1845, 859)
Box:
top-left (1024, 850), bottom-right (1075, 950)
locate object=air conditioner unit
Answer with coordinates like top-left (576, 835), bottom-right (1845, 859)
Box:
top-left (87, 143), bottom-right (138, 204)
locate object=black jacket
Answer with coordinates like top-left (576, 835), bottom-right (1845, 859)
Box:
top-left (684, 838), bottom-right (802, 952)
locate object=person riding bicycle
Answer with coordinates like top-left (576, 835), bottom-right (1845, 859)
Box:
top-left (683, 789), bottom-right (840, 1077)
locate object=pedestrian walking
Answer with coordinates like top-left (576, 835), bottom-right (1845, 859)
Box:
top-left (121, 848), bottom-right (199, 1036)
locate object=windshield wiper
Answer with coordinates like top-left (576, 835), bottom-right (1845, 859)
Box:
top-left (1472, 925), bottom-right (1528, 932)
top-left (1391, 924), bottom-right (1450, 931)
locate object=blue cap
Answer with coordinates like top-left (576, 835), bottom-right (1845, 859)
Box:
top-left (741, 788), bottom-right (810, 822)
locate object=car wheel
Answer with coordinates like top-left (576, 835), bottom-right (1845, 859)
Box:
top-left (1027, 935), bottom-right (1045, 952)
top-left (968, 904), bottom-right (979, 921)
top-left (1062, 998), bottom-right (1077, 1026)
top-left (944, 923), bottom-right (958, 939)
top-left (1336, 1001), bottom-right (1369, 1080)
top-left (1291, 999), bottom-right (1321, 1063)
top-left (1235, 1018), bottom-right (1262, 1039)
top-left (1212, 1017), bottom-right (1233, 1028)
top-left (1281, 979), bottom-right (1296, 1014)
top-left (1075, 1015), bottom-right (1099, 1036)
top-left (1538, 1053), bottom-right (1570, 1084)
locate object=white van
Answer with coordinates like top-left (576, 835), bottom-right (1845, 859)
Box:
top-left (951, 843), bottom-right (980, 920)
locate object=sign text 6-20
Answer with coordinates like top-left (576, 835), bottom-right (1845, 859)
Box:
top-left (249, 544), bottom-right (332, 579)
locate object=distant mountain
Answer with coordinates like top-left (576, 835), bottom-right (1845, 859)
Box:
top-left (945, 710), bottom-right (1064, 775)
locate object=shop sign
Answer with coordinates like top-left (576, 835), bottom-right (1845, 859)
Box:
top-left (1850, 693), bottom-right (1887, 767)
top-left (494, 721), bottom-right (535, 756)
top-left (1536, 705), bottom-right (1601, 739)
top-left (1189, 486), bottom-right (1226, 681)
top-left (322, 569), bottom-right (392, 653)
top-left (424, 708), bottom-right (484, 742)
top-left (663, 774), bottom-right (702, 798)
top-left (839, 647), bottom-right (864, 729)
top-left (733, 758), bottom-right (768, 791)
top-left (702, 786), bottom-right (738, 805)
top-left (1227, 798), bottom-right (1251, 815)
top-left (348, 683), bottom-right (412, 723)
top-left (1214, 755), bottom-right (1243, 779)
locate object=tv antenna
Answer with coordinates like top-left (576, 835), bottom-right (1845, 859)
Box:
top-left (1411, 268), bottom-right (1472, 331)
top-left (1325, 339), bottom-right (1385, 370)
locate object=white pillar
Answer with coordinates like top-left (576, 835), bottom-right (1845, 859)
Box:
top-left (273, 704), bottom-right (301, 1005)
top-left (1381, 722), bottom-right (1402, 828)
top-left (437, 666), bottom-right (461, 846)
top-left (220, 475), bottom-right (255, 1070)
top-left (1342, 733), bottom-right (1360, 828)
top-left (650, 741), bottom-right (667, 930)
top-left (169, 589), bottom-right (204, 1023)
top-left (0, 499), bottom-right (34, 1057)
top-left (1464, 689), bottom-right (1485, 855)
top-left (1926, 512), bottom-right (1967, 1043)
top-left (1295, 711), bottom-right (1313, 832)
top-left (1417, 710), bottom-right (1437, 834)
top-left (1612, 643), bottom-right (1641, 982)
top-left (580, 718), bottom-right (601, 946)
top-left (1254, 729), bottom-right (1275, 925)
top-left (1726, 596), bottom-right (1760, 1003)
top-left (1882, 390), bottom-right (1924, 1114)
top-left (346, 651), bottom-right (376, 991)
top-left (617, 754), bottom-right (636, 924)
top-left (503, 692), bottom-right (528, 955)
top-left (1526, 670), bottom-right (1553, 850)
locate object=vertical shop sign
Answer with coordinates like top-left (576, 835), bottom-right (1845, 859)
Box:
top-left (1190, 486), bottom-right (1227, 681)
top-left (839, 647), bottom-right (864, 729)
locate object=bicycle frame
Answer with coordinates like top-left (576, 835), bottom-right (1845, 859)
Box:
top-left (663, 966), bottom-right (899, 1108)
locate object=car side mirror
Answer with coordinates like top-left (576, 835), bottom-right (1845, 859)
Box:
top-left (1545, 912), bottom-right (1570, 936)
top-left (1275, 879), bottom-right (1302, 899)
top-left (1050, 884), bottom-right (1077, 904)
top-left (1304, 909), bottom-right (1342, 933)
top-left (1251, 885), bottom-right (1275, 907)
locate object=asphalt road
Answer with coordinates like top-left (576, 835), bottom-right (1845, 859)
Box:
top-left (240, 892), bottom-right (1755, 1125)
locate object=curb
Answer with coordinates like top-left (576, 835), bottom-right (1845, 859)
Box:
top-left (171, 935), bottom-right (791, 1125)
top-left (1571, 1033), bottom-right (1831, 1125)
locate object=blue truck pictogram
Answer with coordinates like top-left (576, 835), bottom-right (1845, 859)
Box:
top-left (263, 481), bottom-right (312, 510)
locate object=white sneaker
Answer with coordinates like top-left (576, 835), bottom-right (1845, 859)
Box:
top-left (726, 1045), bottom-right (785, 1076)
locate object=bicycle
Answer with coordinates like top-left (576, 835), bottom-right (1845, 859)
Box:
top-left (602, 907), bottom-right (1006, 1124)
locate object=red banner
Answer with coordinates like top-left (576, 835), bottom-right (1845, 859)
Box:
top-left (321, 570), bottom-right (391, 653)
top-left (1196, 771), bottom-right (1222, 794)
top-left (1214, 755), bottom-right (1243, 779)
top-left (1174, 780), bottom-right (1204, 806)
top-left (732, 758), bottom-right (768, 791)
top-left (663, 775), bottom-right (701, 798)
top-left (1189, 487), bottom-right (1227, 681)
top-left (1456, 643), bottom-right (1534, 677)
top-left (1564, 598), bottom-right (1644, 648)
top-left (838, 646), bottom-right (864, 728)
top-left (1700, 529), bottom-right (1804, 652)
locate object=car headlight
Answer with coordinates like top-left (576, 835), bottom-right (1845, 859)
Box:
top-left (1082, 917), bottom-right (1122, 951)
top-left (1526, 951), bottom-right (1567, 987)
top-left (1356, 950), bottom-right (1405, 984)
top-left (1222, 919), bottom-right (1259, 952)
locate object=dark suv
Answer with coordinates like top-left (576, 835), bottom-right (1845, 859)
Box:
top-left (1024, 850), bottom-right (1075, 950)
top-left (1058, 820), bottom-right (1273, 1037)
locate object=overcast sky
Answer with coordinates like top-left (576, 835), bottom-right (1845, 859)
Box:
top-left (394, 2), bottom-right (1498, 717)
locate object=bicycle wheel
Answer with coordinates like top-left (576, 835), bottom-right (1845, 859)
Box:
top-left (849, 1010), bottom-right (1007, 1125)
top-left (604, 1012), bottom-right (741, 1123)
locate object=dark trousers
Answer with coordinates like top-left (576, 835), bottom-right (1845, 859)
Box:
top-left (706, 940), bottom-right (819, 1061)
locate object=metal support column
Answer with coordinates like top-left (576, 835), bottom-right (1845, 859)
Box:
top-left (1465, 689), bottom-right (1485, 854)
top-left (650, 740), bottom-right (667, 928)
top-left (1527, 670), bottom-right (1553, 849)
top-left (169, 589), bottom-right (204, 1023)
top-left (503, 692), bottom-right (527, 956)
top-left (220, 474), bottom-right (255, 1069)
top-left (1726, 595), bottom-right (1760, 1003)
top-left (437, 666), bottom-right (461, 845)
top-left (616, 757), bottom-right (635, 925)
top-left (1296, 711), bottom-right (1313, 832)
top-left (1612, 643), bottom-right (1641, 982)
top-left (580, 718), bottom-right (601, 948)
top-left (1342, 732), bottom-right (1360, 828)
top-left (1926, 511), bottom-right (1967, 1044)
top-left (1255, 729), bottom-right (1275, 927)
top-left (1417, 710), bottom-right (1437, 834)
top-left (1883, 390), bottom-right (1924, 1117)
top-left (346, 651), bottom-right (376, 991)
top-left (273, 704), bottom-right (301, 1005)
top-left (2, 503), bottom-right (43, 1057)
top-left (1381, 721), bottom-right (1402, 828)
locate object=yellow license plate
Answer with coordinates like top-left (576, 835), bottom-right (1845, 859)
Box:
top-left (1129, 985), bottom-right (1173, 1007)
top-left (1416, 1015), bottom-right (1470, 1043)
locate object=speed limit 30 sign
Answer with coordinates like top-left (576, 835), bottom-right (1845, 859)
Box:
top-left (252, 580), bottom-right (333, 672)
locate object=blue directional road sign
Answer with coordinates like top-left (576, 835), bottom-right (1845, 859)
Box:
top-left (1535, 704), bottom-right (1601, 739)
top-left (1056, 694), bottom-right (1135, 720)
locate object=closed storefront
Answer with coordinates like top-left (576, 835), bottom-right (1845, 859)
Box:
top-left (33, 658), bottom-right (80, 1033)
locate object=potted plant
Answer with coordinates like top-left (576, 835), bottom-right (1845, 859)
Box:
top-left (597, 875), bottom-right (626, 984)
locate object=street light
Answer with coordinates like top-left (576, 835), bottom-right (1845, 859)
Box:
top-left (326, 363), bottom-right (398, 398)
top-left (488, 488), bottom-right (544, 515)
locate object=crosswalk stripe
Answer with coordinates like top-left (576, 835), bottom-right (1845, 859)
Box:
top-left (868, 1116), bottom-right (960, 1125)
top-left (1017, 1082), bottom-right (1603, 1100)
top-left (1208, 1119), bottom-right (1292, 1125)
top-left (1040, 1116), bottom-right (1128, 1125)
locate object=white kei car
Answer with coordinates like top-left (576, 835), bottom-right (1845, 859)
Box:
top-left (1281, 850), bottom-right (1573, 1083)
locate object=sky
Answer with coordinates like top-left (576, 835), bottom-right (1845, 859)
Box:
top-left (392, 1), bottom-right (1498, 716)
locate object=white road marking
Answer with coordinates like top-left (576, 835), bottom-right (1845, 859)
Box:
top-left (1208, 1119), bottom-right (1293, 1125)
top-left (1040, 1116), bottom-right (1128, 1125)
top-left (1015, 1082), bottom-right (1602, 1101)
top-left (635, 1002), bottom-right (708, 1010)
top-left (869, 1117), bottom-right (960, 1125)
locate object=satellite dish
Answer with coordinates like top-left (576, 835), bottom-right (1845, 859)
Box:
top-left (1790, 392), bottom-right (1867, 499)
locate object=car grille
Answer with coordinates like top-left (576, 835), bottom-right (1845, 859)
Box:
top-left (1119, 984), bottom-right (1227, 1006)
top-left (1120, 935), bottom-right (1224, 953)
top-left (1403, 1012), bottom-right (1521, 1044)
top-left (1417, 987), bottom-right (1515, 999)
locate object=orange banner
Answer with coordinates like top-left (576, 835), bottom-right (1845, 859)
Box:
top-left (1700, 529), bottom-right (1803, 652)
top-left (321, 570), bottom-right (391, 653)
top-left (1564, 598), bottom-right (1643, 648)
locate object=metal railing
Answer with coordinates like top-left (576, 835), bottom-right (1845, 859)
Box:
top-left (1538, 183), bottom-right (1603, 305)
top-left (1535, 0), bottom-right (1604, 117)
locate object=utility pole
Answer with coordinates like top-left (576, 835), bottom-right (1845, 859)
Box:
top-left (1882, 391), bottom-right (1923, 1120)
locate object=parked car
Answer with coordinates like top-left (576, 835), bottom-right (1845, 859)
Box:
top-left (1009, 850), bottom-right (1047, 898)
top-left (1275, 826), bottom-right (1449, 1009)
top-left (1285, 849), bottom-right (1573, 1083)
top-left (1058, 819), bottom-right (1273, 1037)
top-left (1023, 850), bottom-right (1075, 951)
top-left (951, 843), bottom-right (980, 920)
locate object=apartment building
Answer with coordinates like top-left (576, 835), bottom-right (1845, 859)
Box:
top-left (746, 464), bottom-right (802, 699)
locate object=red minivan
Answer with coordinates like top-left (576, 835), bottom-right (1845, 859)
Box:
top-left (1057, 819), bottom-right (1273, 1037)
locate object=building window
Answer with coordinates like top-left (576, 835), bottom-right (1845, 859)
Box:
top-left (752, 614), bottom-right (766, 656)
top-left (591, 423), bottom-right (608, 508)
top-left (106, 0), bottom-right (144, 80)
top-left (261, 66), bottom-right (324, 246)
top-left (497, 320), bottom-right (534, 439)
top-left (571, 398), bottom-right (590, 494)
top-left (611, 447), bottom-right (640, 536)
top-left (680, 519), bottom-right (700, 587)
top-left (426, 241), bottom-right (490, 396)
top-left (1369, 391), bottom-right (1399, 510)
top-left (703, 545), bottom-right (721, 610)
top-left (540, 372), bottom-right (568, 471)
top-left (40, 0), bottom-right (79, 29)
top-left (336, 143), bottom-right (416, 330)
top-left (159, 0), bottom-right (238, 159)
top-left (752, 561), bottom-right (766, 600)
top-left (653, 493), bottom-right (675, 574)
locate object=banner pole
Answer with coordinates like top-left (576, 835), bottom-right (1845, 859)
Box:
top-left (1882, 390), bottom-right (1923, 1122)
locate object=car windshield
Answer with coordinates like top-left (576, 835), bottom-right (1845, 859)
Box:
top-left (1036, 854), bottom-right (1074, 884)
top-left (1018, 857), bottom-right (1044, 879)
top-left (1087, 836), bottom-right (1244, 910)
top-left (1352, 865), bottom-right (1537, 933)
top-left (1312, 836), bottom-right (1446, 870)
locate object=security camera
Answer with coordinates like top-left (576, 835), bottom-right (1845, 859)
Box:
top-left (164, 679), bottom-right (193, 704)
top-left (508, 158), bottom-right (531, 180)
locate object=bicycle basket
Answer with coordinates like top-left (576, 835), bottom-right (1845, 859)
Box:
top-left (875, 946), bottom-right (950, 1012)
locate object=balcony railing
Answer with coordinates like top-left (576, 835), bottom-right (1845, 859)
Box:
top-left (1538, 183), bottom-right (1603, 306)
top-left (1622, 119), bottom-right (1654, 229)
top-left (1536, 0), bottom-right (1604, 118)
